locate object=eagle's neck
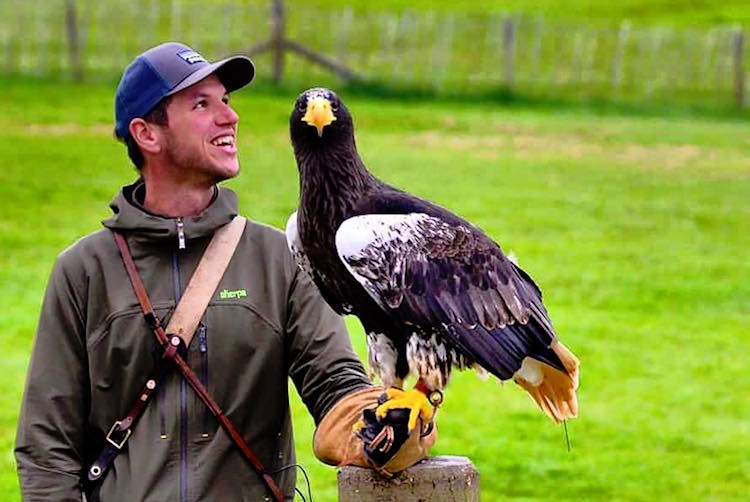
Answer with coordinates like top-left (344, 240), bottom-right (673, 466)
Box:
top-left (296, 140), bottom-right (378, 233)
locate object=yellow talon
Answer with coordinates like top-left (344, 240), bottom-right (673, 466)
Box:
top-left (352, 418), bottom-right (365, 433)
top-left (375, 387), bottom-right (434, 432)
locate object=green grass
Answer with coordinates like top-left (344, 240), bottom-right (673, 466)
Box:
top-left (1, 77), bottom-right (749, 501)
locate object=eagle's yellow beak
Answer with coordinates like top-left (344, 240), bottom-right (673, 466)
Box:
top-left (301, 96), bottom-right (336, 137)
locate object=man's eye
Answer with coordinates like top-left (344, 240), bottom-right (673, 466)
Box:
top-left (194, 100), bottom-right (206, 109)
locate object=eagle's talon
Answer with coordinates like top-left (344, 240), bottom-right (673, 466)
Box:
top-left (352, 418), bottom-right (365, 433)
top-left (375, 387), bottom-right (434, 432)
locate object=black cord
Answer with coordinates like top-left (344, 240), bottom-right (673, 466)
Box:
top-left (268, 463), bottom-right (314, 502)
top-left (294, 487), bottom-right (306, 502)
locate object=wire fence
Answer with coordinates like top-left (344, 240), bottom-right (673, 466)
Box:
top-left (1, 0), bottom-right (747, 109)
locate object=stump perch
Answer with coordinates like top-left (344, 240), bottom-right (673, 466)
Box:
top-left (338, 455), bottom-right (479, 502)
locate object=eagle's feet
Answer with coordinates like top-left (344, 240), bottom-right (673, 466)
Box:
top-left (352, 418), bottom-right (365, 433)
top-left (376, 387), bottom-right (434, 432)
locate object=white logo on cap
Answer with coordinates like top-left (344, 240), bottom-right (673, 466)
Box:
top-left (177, 49), bottom-right (207, 64)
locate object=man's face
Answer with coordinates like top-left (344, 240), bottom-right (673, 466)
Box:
top-left (160, 74), bottom-right (240, 184)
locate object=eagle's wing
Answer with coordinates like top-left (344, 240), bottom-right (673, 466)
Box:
top-left (335, 213), bottom-right (578, 395)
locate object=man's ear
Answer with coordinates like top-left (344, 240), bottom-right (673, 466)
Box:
top-left (129, 118), bottom-right (163, 154)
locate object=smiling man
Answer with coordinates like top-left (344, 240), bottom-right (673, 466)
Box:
top-left (131, 74), bottom-right (240, 214)
top-left (14, 43), bottom-right (434, 501)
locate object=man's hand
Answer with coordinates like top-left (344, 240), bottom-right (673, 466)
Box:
top-left (354, 392), bottom-right (436, 476)
top-left (313, 387), bottom-right (437, 477)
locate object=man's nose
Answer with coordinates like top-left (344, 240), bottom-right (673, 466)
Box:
top-left (217, 102), bottom-right (239, 125)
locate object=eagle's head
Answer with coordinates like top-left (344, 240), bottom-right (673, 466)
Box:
top-left (289, 87), bottom-right (354, 152)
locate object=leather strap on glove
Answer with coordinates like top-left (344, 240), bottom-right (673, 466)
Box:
top-left (313, 387), bottom-right (436, 477)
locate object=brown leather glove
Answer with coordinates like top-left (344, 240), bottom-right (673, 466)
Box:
top-left (313, 387), bottom-right (437, 477)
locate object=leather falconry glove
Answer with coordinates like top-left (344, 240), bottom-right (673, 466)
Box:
top-left (313, 387), bottom-right (437, 477)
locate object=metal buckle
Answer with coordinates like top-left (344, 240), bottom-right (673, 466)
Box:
top-left (427, 389), bottom-right (444, 407)
top-left (106, 421), bottom-right (132, 449)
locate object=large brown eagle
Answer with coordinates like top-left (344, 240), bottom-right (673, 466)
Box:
top-left (286, 87), bottom-right (579, 431)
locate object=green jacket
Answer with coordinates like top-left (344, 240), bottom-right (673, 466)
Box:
top-left (15, 181), bottom-right (371, 501)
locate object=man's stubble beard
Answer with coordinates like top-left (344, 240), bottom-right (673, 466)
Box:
top-left (164, 133), bottom-right (238, 185)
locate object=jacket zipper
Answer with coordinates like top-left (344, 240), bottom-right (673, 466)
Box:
top-left (176, 218), bottom-right (186, 250)
top-left (198, 323), bottom-right (209, 438)
top-left (172, 247), bottom-right (188, 502)
top-left (162, 220), bottom-right (186, 441)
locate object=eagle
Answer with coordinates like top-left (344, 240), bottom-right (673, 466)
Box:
top-left (286, 87), bottom-right (579, 432)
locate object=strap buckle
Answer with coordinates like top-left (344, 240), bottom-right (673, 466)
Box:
top-left (106, 421), bottom-right (132, 450)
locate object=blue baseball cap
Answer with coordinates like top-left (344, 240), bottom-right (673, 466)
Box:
top-left (114, 42), bottom-right (255, 140)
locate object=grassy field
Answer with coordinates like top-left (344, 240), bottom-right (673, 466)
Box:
top-left (0, 76), bottom-right (748, 501)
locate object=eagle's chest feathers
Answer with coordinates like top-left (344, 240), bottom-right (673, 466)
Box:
top-left (297, 205), bottom-right (367, 313)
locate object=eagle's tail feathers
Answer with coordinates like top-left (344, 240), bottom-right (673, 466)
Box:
top-left (513, 357), bottom-right (578, 423)
top-left (551, 339), bottom-right (580, 389)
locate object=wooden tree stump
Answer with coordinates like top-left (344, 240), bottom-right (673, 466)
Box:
top-left (338, 456), bottom-right (479, 502)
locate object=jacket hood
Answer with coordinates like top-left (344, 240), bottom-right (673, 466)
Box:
top-left (102, 179), bottom-right (238, 243)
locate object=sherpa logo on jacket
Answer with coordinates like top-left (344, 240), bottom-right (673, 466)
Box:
top-left (219, 288), bottom-right (247, 300)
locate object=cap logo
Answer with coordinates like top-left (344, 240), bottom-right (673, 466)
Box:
top-left (177, 49), bottom-right (206, 65)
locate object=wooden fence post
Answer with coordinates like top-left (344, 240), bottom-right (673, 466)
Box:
top-left (643, 28), bottom-right (664, 101)
top-left (701, 28), bottom-right (716, 94)
top-left (270, 0), bottom-right (285, 83)
top-left (733, 28), bottom-right (745, 108)
top-left (171, 0), bottom-right (181, 39)
top-left (64, 0), bottom-right (82, 81)
top-left (400, 11), bottom-right (419, 84)
top-left (581, 28), bottom-right (598, 94)
top-left (502, 17), bottom-right (516, 88)
top-left (713, 28), bottom-right (728, 104)
top-left (335, 7), bottom-right (353, 72)
top-left (338, 456), bottom-right (479, 502)
top-left (431, 13), bottom-right (454, 92)
top-left (244, 0), bottom-right (359, 83)
top-left (530, 15), bottom-right (544, 80)
top-left (5, 0), bottom-right (16, 73)
top-left (612, 20), bottom-right (630, 95)
top-left (571, 27), bottom-right (585, 84)
top-left (221, 4), bottom-right (232, 56)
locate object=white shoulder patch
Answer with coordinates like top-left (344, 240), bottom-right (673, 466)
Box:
top-left (335, 213), bottom-right (437, 309)
top-left (335, 213), bottom-right (433, 259)
top-left (285, 211), bottom-right (313, 276)
top-left (285, 211), bottom-right (300, 254)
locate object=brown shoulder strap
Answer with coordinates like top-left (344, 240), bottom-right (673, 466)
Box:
top-left (104, 224), bottom-right (284, 502)
top-left (166, 215), bottom-right (246, 346)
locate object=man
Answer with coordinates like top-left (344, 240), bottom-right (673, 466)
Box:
top-left (15, 42), bottom-right (434, 501)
